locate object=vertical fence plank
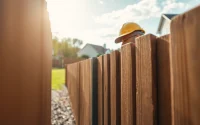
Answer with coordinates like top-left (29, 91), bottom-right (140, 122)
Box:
top-left (80, 59), bottom-right (92, 125)
top-left (104, 54), bottom-right (111, 125)
top-left (170, 6), bottom-right (200, 125)
top-left (110, 51), bottom-right (121, 125)
top-left (0, 1), bottom-right (51, 125)
top-left (67, 63), bottom-right (80, 125)
top-left (156, 35), bottom-right (171, 125)
top-left (98, 56), bottom-right (104, 125)
top-left (91, 58), bottom-right (98, 125)
top-left (121, 43), bottom-right (136, 125)
top-left (135, 34), bottom-right (157, 125)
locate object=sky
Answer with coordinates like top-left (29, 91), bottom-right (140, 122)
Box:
top-left (46, 0), bottom-right (200, 49)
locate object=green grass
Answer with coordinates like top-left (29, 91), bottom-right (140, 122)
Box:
top-left (52, 68), bottom-right (65, 90)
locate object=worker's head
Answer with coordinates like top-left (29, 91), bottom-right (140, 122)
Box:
top-left (115, 22), bottom-right (145, 45)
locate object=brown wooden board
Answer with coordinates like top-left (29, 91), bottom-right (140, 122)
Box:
top-left (170, 6), bottom-right (200, 125)
top-left (156, 35), bottom-right (171, 125)
top-left (121, 43), bottom-right (136, 125)
top-left (0, 1), bottom-right (51, 125)
top-left (79, 59), bottom-right (92, 125)
top-left (104, 54), bottom-right (111, 125)
top-left (110, 50), bottom-right (121, 125)
top-left (97, 56), bottom-right (104, 125)
top-left (135, 34), bottom-right (157, 125)
top-left (67, 63), bottom-right (80, 125)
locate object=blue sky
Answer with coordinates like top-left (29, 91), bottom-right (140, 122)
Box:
top-left (47, 0), bottom-right (200, 49)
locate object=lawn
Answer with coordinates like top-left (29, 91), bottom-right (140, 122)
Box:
top-left (52, 68), bottom-right (65, 90)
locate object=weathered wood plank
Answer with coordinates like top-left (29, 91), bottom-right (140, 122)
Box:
top-left (97, 56), bottom-right (104, 125)
top-left (121, 43), bottom-right (136, 125)
top-left (0, 1), bottom-right (51, 125)
top-left (156, 35), bottom-right (172, 125)
top-left (104, 54), bottom-right (111, 125)
top-left (80, 59), bottom-right (92, 125)
top-left (170, 6), bottom-right (200, 125)
top-left (67, 63), bottom-right (80, 125)
top-left (110, 50), bottom-right (121, 125)
top-left (135, 34), bottom-right (157, 125)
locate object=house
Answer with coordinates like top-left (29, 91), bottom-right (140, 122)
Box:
top-left (77, 43), bottom-right (107, 57)
top-left (157, 14), bottom-right (178, 35)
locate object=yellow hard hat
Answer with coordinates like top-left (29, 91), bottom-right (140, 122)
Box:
top-left (115, 22), bottom-right (145, 43)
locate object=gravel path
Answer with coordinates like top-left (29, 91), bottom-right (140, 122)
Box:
top-left (51, 85), bottom-right (76, 125)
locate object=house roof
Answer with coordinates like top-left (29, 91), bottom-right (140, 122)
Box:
top-left (78, 43), bottom-right (107, 55)
top-left (157, 14), bottom-right (178, 34)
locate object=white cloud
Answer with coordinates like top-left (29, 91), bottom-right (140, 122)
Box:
top-left (99, 0), bottom-right (104, 4)
top-left (94, 0), bottom-right (189, 26)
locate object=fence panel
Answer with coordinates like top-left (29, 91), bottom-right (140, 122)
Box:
top-left (110, 50), bottom-right (121, 125)
top-left (0, 1), bottom-right (51, 125)
top-left (121, 43), bottom-right (136, 125)
top-left (97, 56), bottom-right (104, 125)
top-left (67, 62), bottom-right (80, 125)
top-left (156, 35), bottom-right (171, 125)
top-left (170, 6), bottom-right (200, 125)
top-left (103, 54), bottom-right (111, 125)
top-left (135, 34), bottom-right (157, 125)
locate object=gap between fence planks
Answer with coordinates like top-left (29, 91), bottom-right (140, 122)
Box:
top-left (121, 43), bottom-right (136, 125)
top-left (170, 6), bottom-right (200, 125)
top-left (110, 51), bottom-right (121, 125)
top-left (156, 35), bottom-right (172, 125)
top-left (97, 56), bottom-right (104, 125)
top-left (135, 34), bottom-right (157, 125)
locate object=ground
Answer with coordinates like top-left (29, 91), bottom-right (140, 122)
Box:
top-left (52, 68), bottom-right (65, 90)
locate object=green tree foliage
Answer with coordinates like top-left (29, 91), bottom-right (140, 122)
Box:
top-left (52, 36), bottom-right (83, 58)
top-left (81, 54), bottom-right (89, 59)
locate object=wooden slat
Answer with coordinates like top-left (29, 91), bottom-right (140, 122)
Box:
top-left (91, 58), bottom-right (98, 125)
top-left (80, 59), bottom-right (92, 125)
top-left (110, 50), bottom-right (121, 125)
top-left (104, 54), bottom-right (111, 125)
top-left (135, 34), bottom-right (157, 125)
top-left (170, 6), bottom-right (200, 125)
top-left (0, 1), bottom-right (51, 125)
top-left (97, 56), bottom-right (104, 125)
top-left (121, 43), bottom-right (136, 125)
top-left (67, 63), bottom-right (80, 125)
top-left (156, 35), bottom-right (171, 125)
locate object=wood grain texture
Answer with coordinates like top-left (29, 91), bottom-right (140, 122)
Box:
top-left (104, 54), bottom-right (111, 125)
top-left (156, 35), bottom-right (172, 125)
top-left (80, 59), bottom-right (92, 125)
top-left (97, 56), bottom-right (104, 125)
top-left (135, 34), bottom-right (157, 125)
top-left (0, 1), bottom-right (51, 125)
top-left (170, 6), bottom-right (200, 125)
top-left (67, 63), bottom-right (80, 125)
top-left (121, 43), bottom-right (136, 125)
top-left (110, 51), bottom-right (121, 125)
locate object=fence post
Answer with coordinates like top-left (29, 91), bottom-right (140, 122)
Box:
top-left (170, 6), bottom-right (200, 125)
top-left (97, 56), bottom-right (104, 125)
top-left (121, 43), bottom-right (136, 125)
top-left (110, 50), bottom-right (121, 125)
top-left (103, 54), bottom-right (111, 125)
top-left (156, 35), bottom-right (172, 125)
top-left (0, 1), bottom-right (51, 125)
top-left (135, 34), bottom-right (157, 125)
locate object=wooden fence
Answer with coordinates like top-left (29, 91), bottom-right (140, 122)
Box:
top-left (66, 6), bottom-right (200, 125)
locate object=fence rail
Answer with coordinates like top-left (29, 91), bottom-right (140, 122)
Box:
top-left (66, 5), bottom-right (200, 125)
